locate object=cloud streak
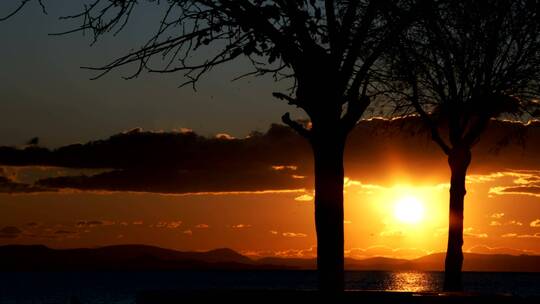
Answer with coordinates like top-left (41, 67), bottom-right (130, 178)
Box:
top-left (0, 226), bottom-right (22, 238)
top-left (464, 227), bottom-right (488, 239)
top-left (282, 232), bottom-right (308, 238)
top-left (0, 118), bottom-right (539, 194)
top-left (466, 245), bottom-right (538, 255)
top-left (0, 175), bottom-right (52, 194)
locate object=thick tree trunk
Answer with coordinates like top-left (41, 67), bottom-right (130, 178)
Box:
top-left (444, 145), bottom-right (471, 291)
top-left (311, 133), bottom-right (345, 292)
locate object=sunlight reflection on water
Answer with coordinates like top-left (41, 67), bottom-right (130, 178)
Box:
top-left (346, 271), bottom-right (442, 292)
top-left (386, 272), bottom-right (437, 292)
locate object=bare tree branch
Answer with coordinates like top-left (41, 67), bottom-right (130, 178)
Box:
top-left (281, 112), bottom-right (311, 138)
top-left (1, 0), bottom-right (46, 21)
top-left (410, 73), bottom-right (451, 155)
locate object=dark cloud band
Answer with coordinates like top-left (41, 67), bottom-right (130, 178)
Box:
top-left (1, 118), bottom-right (539, 194)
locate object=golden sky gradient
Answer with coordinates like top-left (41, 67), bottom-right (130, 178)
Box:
top-left (2, 166), bottom-right (539, 259)
top-left (1, 119), bottom-right (539, 259)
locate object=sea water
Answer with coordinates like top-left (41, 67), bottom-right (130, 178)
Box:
top-left (0, 271), bottom-right (538, 304)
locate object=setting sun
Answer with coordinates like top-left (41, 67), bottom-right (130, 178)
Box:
top-left (394, 196), bottom-right (425, 224)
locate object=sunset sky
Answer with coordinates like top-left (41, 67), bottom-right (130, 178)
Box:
top-left (1, 1), bottom-right (540, 260)
top-left (2, 119), bottom-right (540, 259)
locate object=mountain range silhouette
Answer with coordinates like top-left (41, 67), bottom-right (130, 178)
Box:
top-left (1, 244), bottom-right (539, 272)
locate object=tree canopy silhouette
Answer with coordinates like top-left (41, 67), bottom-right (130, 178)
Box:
top-left (5, 0), bottom-right (423, 291)
top-left (385, 0), bottom-right (540, 291)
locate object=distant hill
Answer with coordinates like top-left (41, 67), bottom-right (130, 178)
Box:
top-left (1, 245), bottom-right (539, 272)
top-left (0, 244), bottom-right (259, 271)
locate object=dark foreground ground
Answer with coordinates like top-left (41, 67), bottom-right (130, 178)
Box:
top-left (137, 290), bottom-right (539, 304)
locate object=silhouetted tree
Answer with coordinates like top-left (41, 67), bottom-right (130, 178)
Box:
top-left (4, 0), bottom-right (423, 291)
top-left (384, 0), bottom-right (540, 291)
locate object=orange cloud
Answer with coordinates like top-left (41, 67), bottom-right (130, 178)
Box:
top-left (505, 220), bottom-right (523, 226)
top-left (530, 219), bottom-right (540, 227)
top-left (271, 165), bottom-right (298, 171)
top-left (231, 224), bottom-right (251, 229)
top-left (346, 246), bottom-right (429, 259)
top-left (294, 194), bottom-right (313, 201)
top-left (215, 133), bottom-right (235, 140)
top-left (490, 186), bottom-right (540, 198)
top-left (344, 177), bottom-right (361, 188)
top-left (282, 232), bottom-right (307, 238)
top-left (517, 233), bottom-right (540, 238)
top-left (154, 221), bottom-right (182, 229)
top-left (76, 220), bottom-right (115, 227)
top-left (464, 227), bottom-right (488, 239)
top-left (0, 226), bottom-right (22, 238)
top-left (245, 246), bottom-right (431, 259)
top-left (271, 247), bottom-right (316, 258)
top-left (499, 233), bottom-right (540, 239)
top-left (467, 245), bottom-right (538, 255)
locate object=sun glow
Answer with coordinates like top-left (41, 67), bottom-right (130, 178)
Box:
top-left (394, 196), bottom-right (425, 224)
